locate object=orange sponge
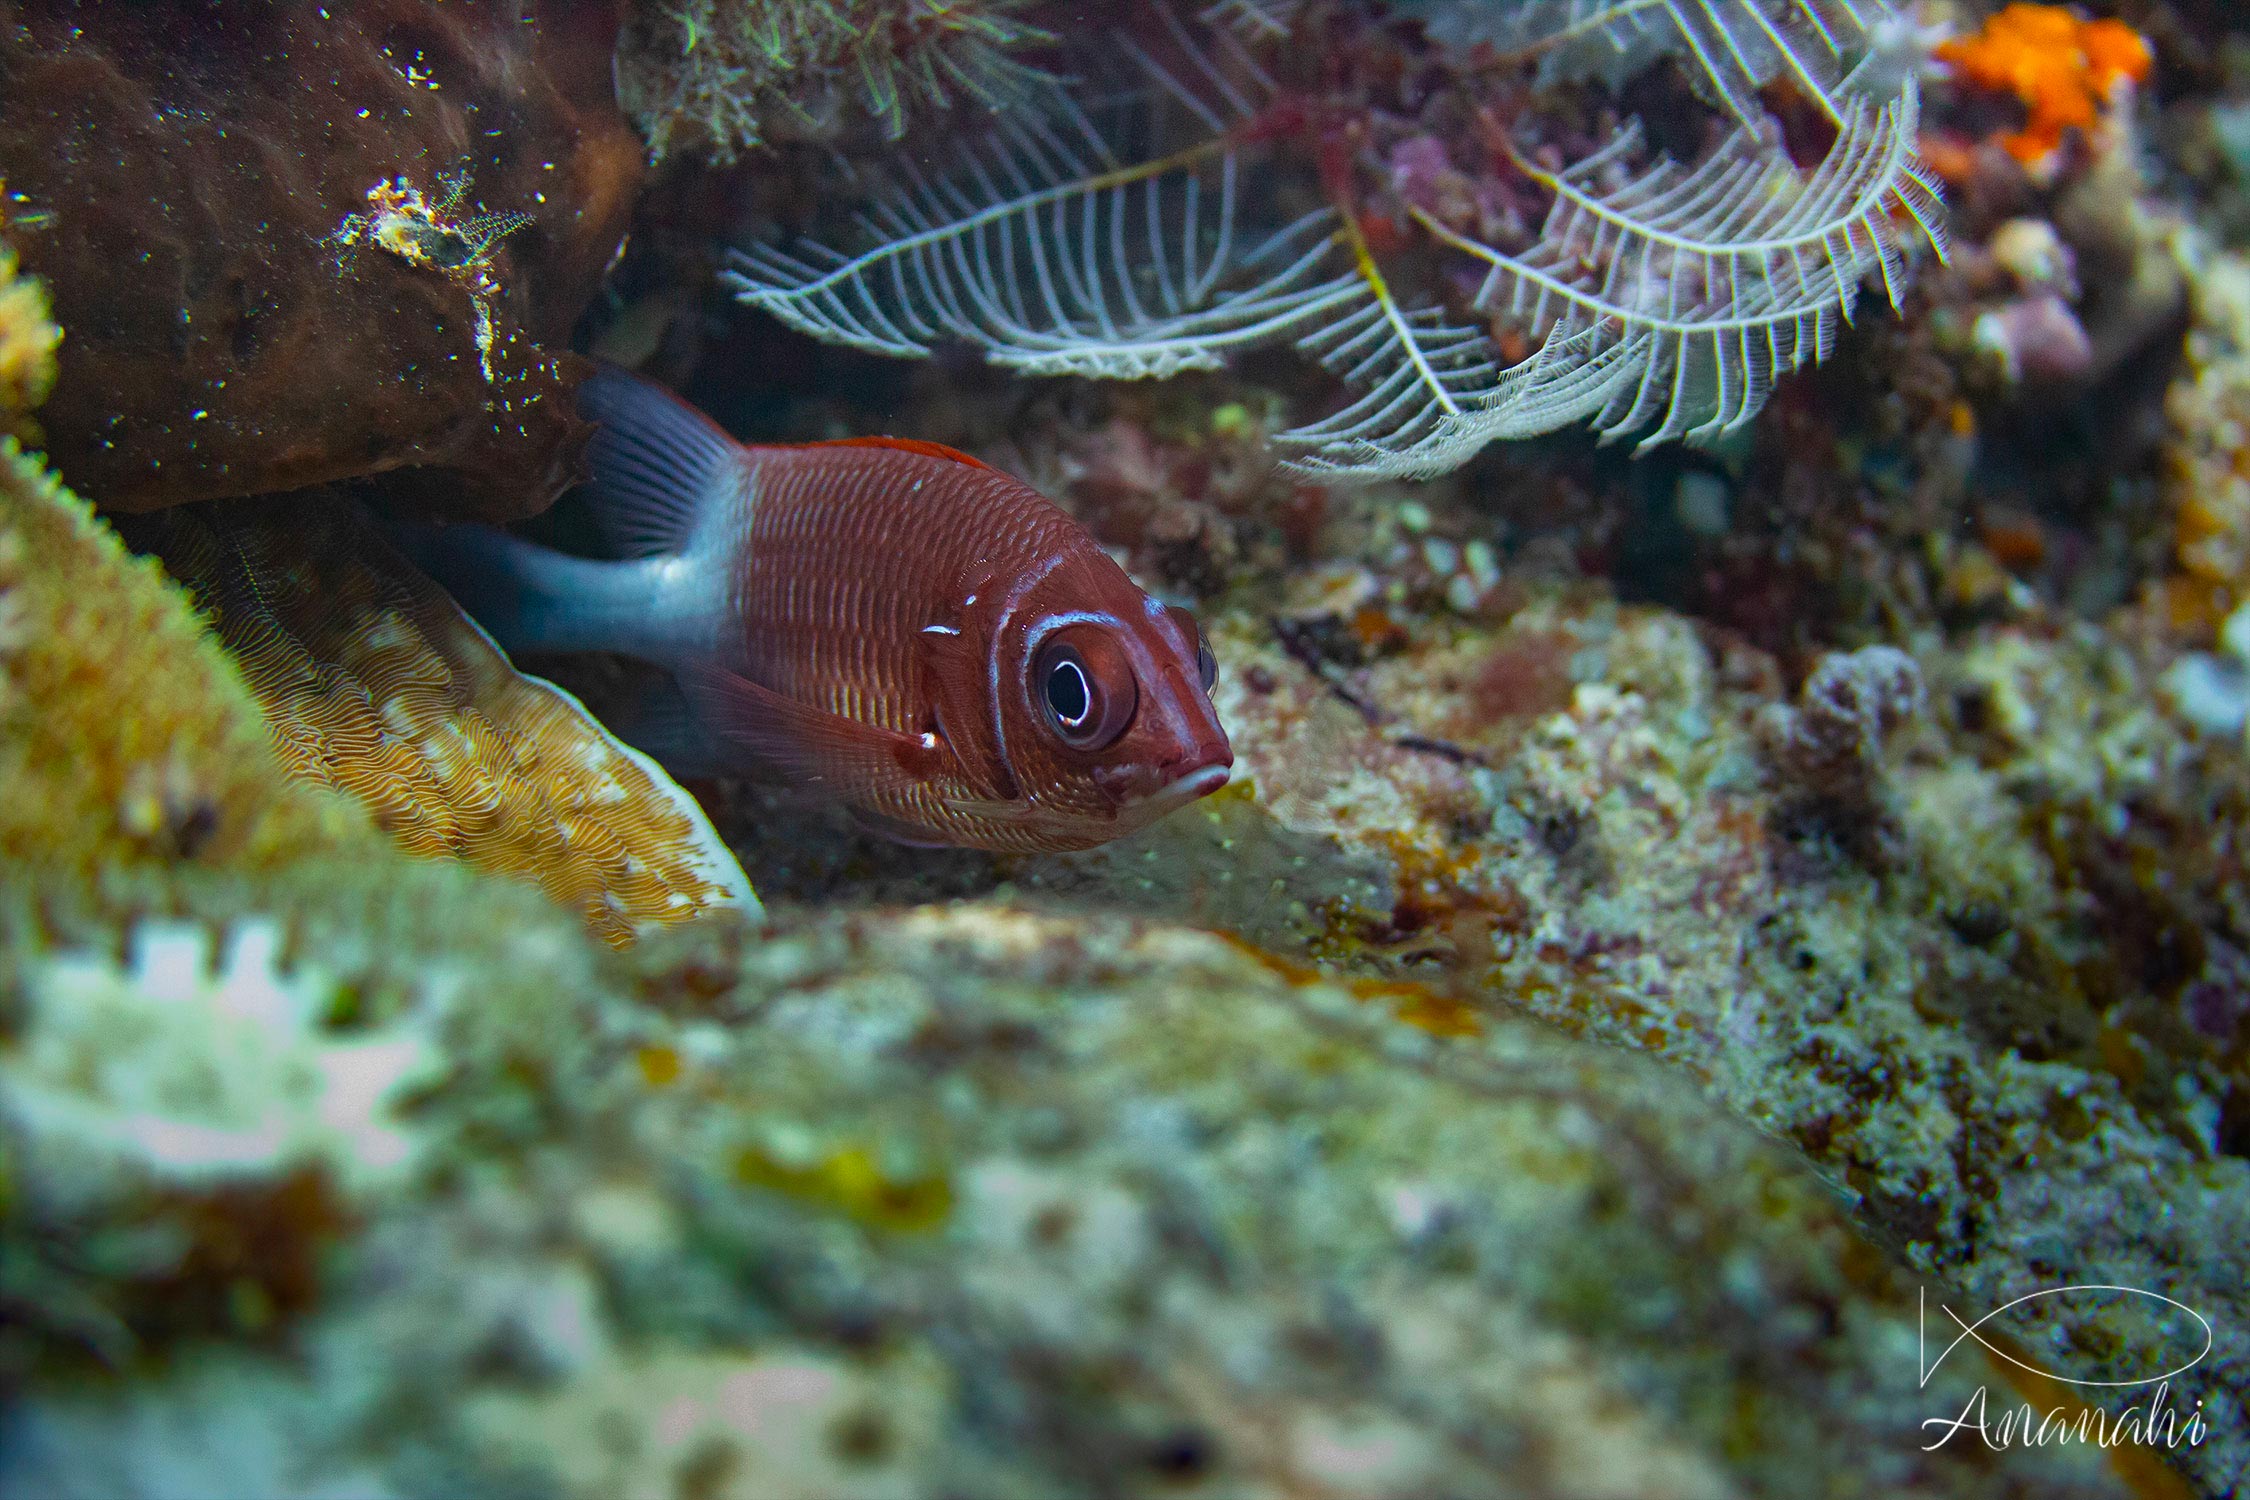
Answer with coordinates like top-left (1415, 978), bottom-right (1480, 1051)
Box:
top-left (1936, 4), bottom-right (2152, 167)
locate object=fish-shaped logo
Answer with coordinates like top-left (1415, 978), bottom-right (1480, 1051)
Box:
top-left (406, 366), bottom-right (1232, 852)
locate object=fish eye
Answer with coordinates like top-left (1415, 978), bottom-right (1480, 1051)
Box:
top-left (1165, 603), bottom-right (1217, 694)
top-left (1047, 654), bottom-right (1091, 728)
top-left (1034, 635), bottom-right (1137, 750)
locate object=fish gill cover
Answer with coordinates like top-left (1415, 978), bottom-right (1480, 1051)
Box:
top-left (727, 0), bottom-right (1946, 477)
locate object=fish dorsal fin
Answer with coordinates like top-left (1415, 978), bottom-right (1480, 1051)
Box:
top-left (576, 363), bottom-right (741, 558)
top-left (677, 661), bottom-right (951, 796)
top-left (801, 435), bottom-right (995, 471)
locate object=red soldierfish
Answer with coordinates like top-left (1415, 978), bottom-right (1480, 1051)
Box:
top-left (409, 366), bottom-right (1232, 853)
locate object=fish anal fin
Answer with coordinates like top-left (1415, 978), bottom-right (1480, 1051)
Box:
top-left (848, 807), bottom-right (965, 849)
top-left (576, 363), bottom-right (744, 558)
top-left (802, 435), bottom-right (995, 471)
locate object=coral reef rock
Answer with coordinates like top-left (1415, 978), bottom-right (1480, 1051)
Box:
top-left (0, 1), bottom-right (641, 516)
top-left (1175, 586), bottom-right (2245, 1498)
top-left (3, 6), bottom-right (2245, 1498)
top-left (2164, 240), bottom-right (2250, 636)
top-left (131, 497), bottom-right (757, 946)
top-left (0, 900), bottom-right (2151, 1498)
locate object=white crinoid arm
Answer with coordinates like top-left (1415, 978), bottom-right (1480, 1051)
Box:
top-left (1415, 0), bottom-right (1894, 123)
top-left (1265, 208), bottom-right (1516, 480)
top-left (1435, 84), bottom-right (1944, 452)
top-left (728, 0), bottom-right (1945, 479)
top-left (725, 12), bottom-right (1357, 380)
top-left (1278, 80), bottom-right (1941, 474)
top-left (1198, 0), bottom-right (1303, 39)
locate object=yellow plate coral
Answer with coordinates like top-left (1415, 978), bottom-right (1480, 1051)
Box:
top-left (135, 499), bottom-right (758, 947)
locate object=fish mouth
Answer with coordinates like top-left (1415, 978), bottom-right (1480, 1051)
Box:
top-left (1125, 761), bottom-right (1231, 820)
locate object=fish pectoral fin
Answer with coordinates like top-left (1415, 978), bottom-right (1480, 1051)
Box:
top-left (848, 806), bottom-right (967, 849)
top-left (678, 662), bottom-right (947, 795)
top-left (936, 793), bottom-right (1034, 823)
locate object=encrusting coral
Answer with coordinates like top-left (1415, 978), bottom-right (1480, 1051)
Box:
top-left (131, 498), bottom-right (757, 947)
top-left (616, 0), bottom-right (1055, 161)
top-left (0, 259), bottom-right (370, 877)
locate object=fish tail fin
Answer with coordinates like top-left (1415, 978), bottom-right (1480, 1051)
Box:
top-left (576, 362), bottom-right (743, 558)
top-left (393, 520), bottom-right (671, 662)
